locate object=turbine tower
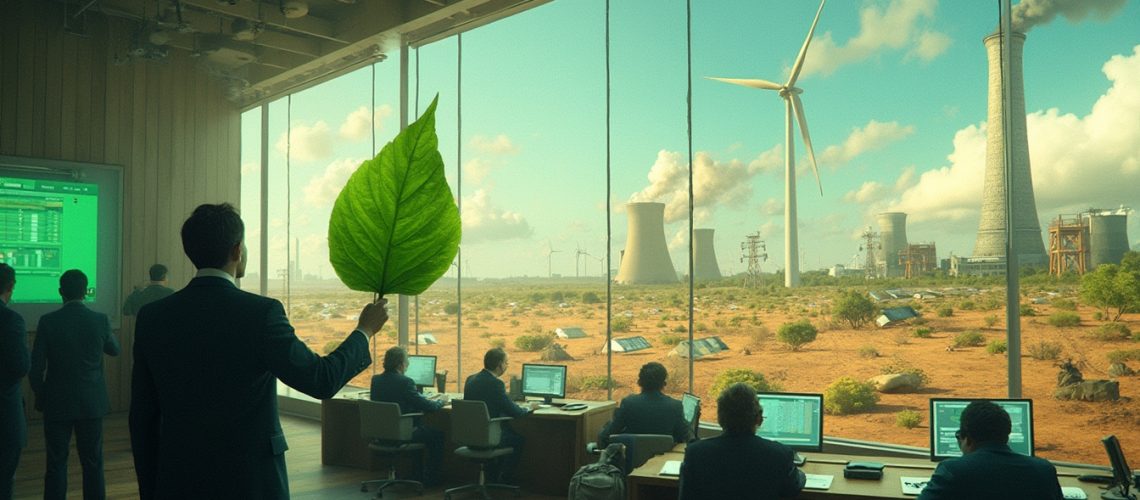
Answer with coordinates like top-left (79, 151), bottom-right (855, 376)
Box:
top-left (709, 0), bottom-right (826, 288)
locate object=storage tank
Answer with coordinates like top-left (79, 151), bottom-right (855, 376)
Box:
top-left (693, 228), bottom-right (722, 281)
top-left (1087, 209), bottom-right (1131, 268)
top-left (614, 202), bottom-right (677, 284)
top-left (877, 212), bottom-right (908, 278)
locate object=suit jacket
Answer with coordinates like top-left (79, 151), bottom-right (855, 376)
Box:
top-left (122, 284), bottom-right (174, 316)
top-left (680, 432), bottom-right (805, 500)
top-left (462, 369), bottom-right (529, 419)
top-left (598, 391), bottom-right (689, 445)
top-left (129, 276), bottom-right (371, 500)
top-left (0, 301), bottom-right (29, 449)
top-left (917, 443), bottom-right (1063, 500)
top-left (29, 301), bottom-right (118, 422)
top-left (370, 370), bottom-right (444, 422)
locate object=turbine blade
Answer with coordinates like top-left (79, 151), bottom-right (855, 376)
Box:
top-left (706, 77), bottom-right (783, 91)
top-left (787, 0), bottom-right (827, 88)
top-left (790, 94), bottom-right (823, 196)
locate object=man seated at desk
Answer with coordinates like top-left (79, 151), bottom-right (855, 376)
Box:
top-left (679, 383), bottom-right (804, 499)
top-left (463, 348), bottom-right (539, 484)
top-left (918, 401), bottom-right (1063, 500)
top-left (370, 346), bottom-right (449, 486)
top-left (597, 361), bottom-right (689, 446)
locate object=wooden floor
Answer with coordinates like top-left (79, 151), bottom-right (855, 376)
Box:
top-left (13, 413), bottom-right (564, 500)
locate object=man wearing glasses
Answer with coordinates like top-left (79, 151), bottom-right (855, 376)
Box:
top-left (919, 401), bottom-right (1063, 499)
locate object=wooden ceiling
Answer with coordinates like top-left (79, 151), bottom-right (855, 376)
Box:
top-left (62, 0), bottom-right (548, 106)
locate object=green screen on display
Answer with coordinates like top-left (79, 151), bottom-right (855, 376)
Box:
top-left (0, 176), bottom-right (99, 303)
top-left (929, 398), bottom-right (1034, 461)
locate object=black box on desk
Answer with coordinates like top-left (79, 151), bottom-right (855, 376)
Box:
top-left (843, 461), bottom-right (884, 480)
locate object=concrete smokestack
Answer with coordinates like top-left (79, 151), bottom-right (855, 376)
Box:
top-left (973, 32), bottom-right (1047, 265)
top-left (1087, 209), bottom-right (1130, 269)
top-left (877, 212), bottom-right (908, 278)
top-left (693, 228), bottom-right (722, 281)
top-left (615, 202), bottom-right (677, 284)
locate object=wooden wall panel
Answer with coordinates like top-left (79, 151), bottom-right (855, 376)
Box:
top-left (0, 4), bottom-right (243, 413)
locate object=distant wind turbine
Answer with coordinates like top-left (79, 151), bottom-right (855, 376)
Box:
top-left (709, 0), bottom-right (826, 288)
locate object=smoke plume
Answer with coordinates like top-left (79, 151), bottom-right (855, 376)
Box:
top-left (1011, 0), bottom-right (1126, 32)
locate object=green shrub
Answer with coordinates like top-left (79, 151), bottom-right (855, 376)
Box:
top-left (895, 410), bottom-right (922, 429)
top-left (1095, 323), bottom-right (1132, 341)
top-left (1027, 341), bottom-right (1062, 361)
top-left (322, 340), bottom-right (340, 355)
top-left (823, 376), bottom-right (879, 415)
top-left (959, 300), bottom-right (976, 311)
top-left (443, 302), bottom-right (459, 314)
top-left (986, 339), bottom-right (1007, 355)
top-left (777, 320), bottom-right (819, 351)
top-left (1047, 312), bottom-right (1081, 327)
top-left (912, 327), bottom-right (933, 339)
top-left (1093, 311), bottom-right (1106, 321)
top-left (611, 316), bottom-right (633, 333)
top-left (672, 325), bottom-right (688, 333)
top-left (983, 315), bottom-right (999, 328)
top-left (748, 325), bottom-right (772, 348)
top-left (660, 333), bottom-right (685, 346)
top-left (952, 331), bottom-right (986, 348)
top-left (1019, 304), bottom-right (1036, 316)
top-left (509, 319), bottom-right (520, 327)
top-left (514, 334), bottom-right (553, 352)
top-left (937, 306), bottom-right (953, 318)
top-left (1051, 298), bottom-right (1077, 311)
top-left (489, 338), bottom-right (506, 349)
top-left (708, 368), bottom-right (780, 400)
top-left (833, 291), bottom-right (876, 329)
top-left (879, 359), bottom-right (930, 387)
top-left (858, 345), bottom-right (880, 359)
top-left (571, 375), bottom-right (619, 391)
top-left (979, 297), bottom-right (1003, 311)
top-left (1106, 349), bottom-right (1140, 364)
top-left (581, 291), bottom-right (602, 304)
top-left (696, 322), bottom-right (709, 332)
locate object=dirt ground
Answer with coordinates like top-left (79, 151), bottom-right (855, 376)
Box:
top-left (284, 281), bottom-right (1140, 467)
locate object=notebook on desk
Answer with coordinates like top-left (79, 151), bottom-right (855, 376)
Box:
top-left (900, 476), bottom-right (930, 495)
top-left (803, 474), bottom-right (833, 490)
top-left (659, 460), bottom-right (682, 476)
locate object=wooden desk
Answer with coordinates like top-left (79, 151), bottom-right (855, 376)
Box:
top-left (627, 445), bottom-right (1109, 499)
top-left (321, 395), bottom-right (616, 496)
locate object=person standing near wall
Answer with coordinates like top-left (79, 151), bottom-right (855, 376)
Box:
top-left (0, 264), bottom-right (30, 500)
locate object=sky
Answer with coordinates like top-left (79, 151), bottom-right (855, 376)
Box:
top-left (241, 0), bottom-right (1140, 282)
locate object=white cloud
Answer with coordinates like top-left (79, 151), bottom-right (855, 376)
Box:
top-left (844, 181), bottom-right (886, 204)
top-left (819, 120), bottom-right (915, 167)
top-left (629, 147), bottom-right (784, 224)
top-left (894, 166), bottom-right (917, 192)
top-left (470, 134), bottom-right (519, 156)
top-left (464, 158), bottom-right (495, 183)
top-left (889, 45), bottom-right (1140, 225)
top-left (761, 198), bottom-right (784, 216)
top-left (462, 189), bottom-right (533, 243)
top-left (275, 121), bottom-right (333, 163)
top-left (339, 105), bottom-right (393, 142)
top-left (801, 0), bottom-right (949, 78)
top-left (303, 157), bottom-right (363, 208)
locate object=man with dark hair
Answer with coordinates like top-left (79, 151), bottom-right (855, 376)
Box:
top-left (122, 264), bottom-right (174, 316)
top-left (918, 401), bottom-right (1063, 499)
top-left (370, 346), bottom-right (448, 486)
top-left (463, 347), bottom-right (539, 483)
top-left (130, 203), bottom-right (389, 499)
top-left (597, 361), bottom-right (689, 446)
top-left (30, 269), bottom-right (119, 500)
top-left (0, 264), bottom-right (29, 500)
top-left (680, 383), bottom-right (805, 499)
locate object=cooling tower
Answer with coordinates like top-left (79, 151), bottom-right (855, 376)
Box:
top-left (1087, 210), bottom-right (1130, 268)
top-left (877, 212), bottom-right (908, 278)
top-left (615, 202), bottom-right (677, 284)
top-left (693, 228), bottom-right (722, 281)
top-left (972, 32), bottom-right (1047, 265)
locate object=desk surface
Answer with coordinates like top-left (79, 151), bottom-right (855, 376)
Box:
top-left (628, 444), bottom-right (1109, 500)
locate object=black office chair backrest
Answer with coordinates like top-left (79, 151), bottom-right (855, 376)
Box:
top-left (451, 400), bottom-right (502, 448)
top-left (359, 400), bottom-right (413, 442)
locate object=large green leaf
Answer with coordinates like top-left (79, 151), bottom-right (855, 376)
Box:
top-left (328, 96), bottom-right (460, 296)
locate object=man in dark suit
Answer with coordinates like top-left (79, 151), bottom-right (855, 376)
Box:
top-left (0, 264), bottom-right (29, 500)
top-left (370, 346), bottom-right (449, 486)
top-left (918, 401), bottom-right (1063, 500)
top-left (29, 269), bottom-right (119, 500)
top-left (680, 383), bottom-right (805, 500)
top-left (121, 264), bottom-right (174, 316)
top-left (130, 203), bottom-right (389, 500)
top-left (598, 361), bottom-right (689, 446)
top-left (462, 348), bottom-right (538, 483)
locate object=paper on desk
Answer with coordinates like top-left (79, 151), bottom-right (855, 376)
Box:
top-left (804, 473), bottom-right (833, 490)
top-left (900, 476), bottom-right (931, 495)
top-left (1061, 486), bottom-right (1088, 500)
top-left (659, 460), bottom-right (681, 476)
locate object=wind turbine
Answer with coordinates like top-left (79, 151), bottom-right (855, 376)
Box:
top-left (544, 241), bottom-right (561, 279)
top-left (709, 0), bottom-right (826, 288)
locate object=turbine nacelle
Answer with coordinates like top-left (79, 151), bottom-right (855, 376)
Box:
top-left (778, 87), bottom-right (803, 98)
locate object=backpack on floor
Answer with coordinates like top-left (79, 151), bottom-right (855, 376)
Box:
top-left (568, 443), bottom-right (626, 500)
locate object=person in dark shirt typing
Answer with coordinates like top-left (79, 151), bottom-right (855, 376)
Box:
top-left (598, 361), bottom-right (689, 446)
top-left (462, 348), bottom-right (538, 483)
top-left (370, 346), bottom-right (449, 486)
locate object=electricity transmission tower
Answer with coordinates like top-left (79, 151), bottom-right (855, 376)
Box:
top-left (740, 232), bottom-right (767, 288)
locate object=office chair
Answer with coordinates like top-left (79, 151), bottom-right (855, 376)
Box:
top-left (443, 400), bottom-right (521, 500)
top-left (358, 400), bottom-right (426, 498)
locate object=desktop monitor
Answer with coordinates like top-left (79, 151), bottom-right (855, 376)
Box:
top-left (929, 398), bottom-right (1034, 461)
top-left (521, 363), bottom-right (567, 404)
top-left (756, 392), bottom-right (824, 452)
top-left (1102, 435), bottom-right (1134, 497)
top-left (405, 355), bottom-right (437, 390)
top-left (682, 393), bottom-right (701, 439)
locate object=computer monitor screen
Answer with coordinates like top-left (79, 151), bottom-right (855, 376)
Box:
top-left (756, 392), bottom-right (824, 452)
top-left (929, 398), bottom-right (1034, 461)
top-left (405, 355), bottom-right (437, 388)
top-left (682, 393), bottom-right (701, 439)
top-left (1102, 435), bottom-right (1134, 493)
top-left (521, 364), bottom-right (567, 403)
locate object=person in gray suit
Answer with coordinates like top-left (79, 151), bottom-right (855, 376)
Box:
top-left (29, 269), bottom-right (119, 500)
top-left (0, 264), bottom-right (30, 500)
top-left (918, 401), bottom-right (1063, 500)
top-left (597, 361), bottom-right (690, 446)
top-left (121, 264), bottom-right (174, 316)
